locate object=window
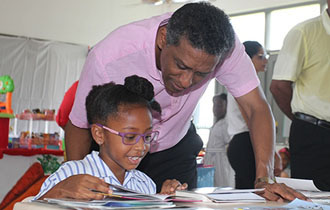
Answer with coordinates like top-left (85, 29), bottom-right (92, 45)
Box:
top-left (268, 4), bottom-right (320, 50)
top-left (193, 79), bottom-right (215, 146)
top-left (193, 2), bottom-right (323, 146)
top-left (230, 12), bottom-right (265, 45)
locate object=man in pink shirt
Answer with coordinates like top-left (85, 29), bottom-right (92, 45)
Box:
top-left (66, 2), bottom-right (306, 201)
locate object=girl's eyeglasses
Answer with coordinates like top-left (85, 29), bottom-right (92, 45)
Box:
top-left (95, 123), bottom-right (159, 145)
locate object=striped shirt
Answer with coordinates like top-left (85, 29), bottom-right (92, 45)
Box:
top-left (34, 151), bottom-right (156, 199)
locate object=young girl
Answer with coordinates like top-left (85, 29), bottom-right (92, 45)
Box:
top-left (34, 75), bottom-right (187, 200)
top-left (278, 147), bottom-right (290, 178)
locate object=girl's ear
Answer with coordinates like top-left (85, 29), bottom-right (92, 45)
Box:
top-left (156, 26), bottom-right (167, 50)
top-left (91, 124), bottom-right (104, 146)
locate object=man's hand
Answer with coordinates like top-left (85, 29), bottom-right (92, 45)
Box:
top-left (255, 182), bottom-right (309, 202)
top-left (159, 179), bottom-right (188, 195)
top-left (40, 174), bottom-right (112, 200)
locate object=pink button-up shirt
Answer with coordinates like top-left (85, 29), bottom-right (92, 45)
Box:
top-left (70, 13), bottom-right (259, 153)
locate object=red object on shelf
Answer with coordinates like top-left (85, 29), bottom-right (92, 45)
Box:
top-left (0, 117), bottom-right (10, 150)
top-left (16, 109), bottom-right (55, 121)
top-left (0, 148), bottom-right (63, 159)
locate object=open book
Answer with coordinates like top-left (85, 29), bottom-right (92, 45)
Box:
top-left (37, 184), bottom-right (177, 209)
top-left (276, 177), bottom-right (320, 192)
top-left (108, 184), bottom-right (265, 203)
top-left (103, 183), bottom-right (204, 202)
top-left (35, 184), bottom-right (266, 209)
top-left (276, 177), bottom-right (330, 201)
top-left (40, 198), bottom-right (175, 209)
top-left (173, 188), bottom-right (266, 203)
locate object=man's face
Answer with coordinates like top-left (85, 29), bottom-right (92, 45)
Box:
top-left (159, 37), bottom-right (220, 96)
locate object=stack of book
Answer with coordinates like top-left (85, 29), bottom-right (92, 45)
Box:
top-left (34, 183), bottom-right (266, 209)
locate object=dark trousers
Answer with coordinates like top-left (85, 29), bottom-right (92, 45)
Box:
top-left (227, 131), bottom-right (256, 189)
top-left (137, 122), bottom-right (203, 192)
top-left (289, 117), bottom-right (330, 191)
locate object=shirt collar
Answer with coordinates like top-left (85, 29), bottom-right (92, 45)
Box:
top-left (123, 170), bottom-right (149, 185)
top-left (90, 151), bottom-right (148, 183)
top-left (322, 9), bottom-right (330, 35)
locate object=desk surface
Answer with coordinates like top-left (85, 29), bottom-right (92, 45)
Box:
top-left (14, 197), bottom-right (283, 210)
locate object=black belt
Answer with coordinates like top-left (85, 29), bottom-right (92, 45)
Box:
top-left (294, 112), bottom-right (330, 130)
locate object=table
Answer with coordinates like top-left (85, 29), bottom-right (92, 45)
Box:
top-left (14, 197), bottom-right (283, 210)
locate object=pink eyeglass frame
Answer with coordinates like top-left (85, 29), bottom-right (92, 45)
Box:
top-left (95, 123), bottom-right (159, 145)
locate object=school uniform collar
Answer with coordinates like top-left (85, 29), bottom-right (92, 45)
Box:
top-left (90, 151), bottom-right (148, 183)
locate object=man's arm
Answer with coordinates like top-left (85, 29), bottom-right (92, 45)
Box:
top-left (236, 86), bottom-right (307, 201)
top-left (64, 120), bottom-right (91, 160)
top-left (236, 86), bottom-right (275, 181)
top-left (270, 80), bottom-right (294, 120)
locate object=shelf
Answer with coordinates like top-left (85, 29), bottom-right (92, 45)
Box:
top-left (15, 114), bottom-right (55, 121)
top-left (11, 115), bottom-right (57, 137)
top-left (0, 148), bottom-right (64, 159)
top-left (1, 110), bottom-right (60, 158)
top-left (0, 113), bottom-right (15, 118)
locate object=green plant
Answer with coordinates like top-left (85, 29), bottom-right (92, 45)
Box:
top-left (37, 154), bottom-right (61, 175)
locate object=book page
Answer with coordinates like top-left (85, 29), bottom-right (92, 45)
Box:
top-left (40, 198), bottom-right (175, 209)
top-left (193, 187), bottom-right (264, 194)
top-left (208, 192), bottom-right (265, 203)
top-left (175, 190), bottom-right (266, 203)
top-left (276, 177), bottom-right (320, 192)
top-left (175, 190), bottom-right (213, 202)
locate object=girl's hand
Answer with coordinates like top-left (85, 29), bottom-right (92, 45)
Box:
top-left (40, 174), bottom-right (112, 200)
top-left (159, 179), bottom-right (188, 195)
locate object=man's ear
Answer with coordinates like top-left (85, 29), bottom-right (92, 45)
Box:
top-left (156, 26), bottom-right (167, 50)
top-left (91, 124), bottom-right (104, 145)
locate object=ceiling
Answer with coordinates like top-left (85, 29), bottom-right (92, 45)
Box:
top-left (0, 0), bottom-right (323, 46)
top-left (136, 0), bottom-right (320, 14)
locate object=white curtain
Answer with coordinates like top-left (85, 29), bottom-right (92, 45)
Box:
top-left (0, 35), bottom-right (88, 135)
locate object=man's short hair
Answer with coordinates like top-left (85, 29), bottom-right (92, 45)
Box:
top-left (166, 2), bottom-right (235, 60)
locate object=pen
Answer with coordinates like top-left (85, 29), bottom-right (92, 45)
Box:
top-left (91, 189), bottom-right (145, 200)
top-left (97, 192), bottom-right (123, 198)
top-left (90, 189), bottom-right (121, 198)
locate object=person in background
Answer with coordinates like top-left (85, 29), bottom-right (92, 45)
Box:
top-left (34, 75), bottom-right (187, 200)
top-left (204, 93), bottom-right (235, 188)
top-left (56, 80), bottom-right (100, 153)
top-left (270, 1), bottom-right (330, 190)
top-left (66, 2), bottom-right (307, 201)
top-left (273, 151), bottom-right (282, 177)
top-left (56, 81), bottom-right (79, 130)
top-left (278, 147), bottom-right (290, 178)
top-left (55, 81), bottom-right (79, 160)
top-left (227, 41), bottom-right (271, 189)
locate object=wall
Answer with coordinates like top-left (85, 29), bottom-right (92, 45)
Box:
top-left (0, 35), bottom-right (87, 202)
top-left (0, 35), bottom-right (88, 134)
top-left (0, 0), bottom-right (313, 46)
top-left (0, 154), bottom-right (64, 203)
